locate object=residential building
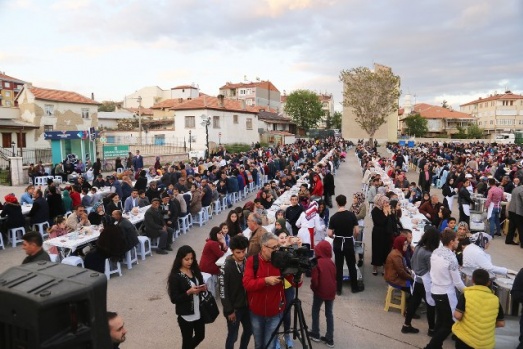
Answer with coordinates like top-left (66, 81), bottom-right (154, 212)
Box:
top-left (16, 84), bottom-right (100, 164)
top-left (0, 72), bottom-right (25, 107)
top-left (460, 91), bottom-right (523, 138)
top-left (399, 103), bottom-right (474, 137)
top-left (170, 95), bottom-right (260, 152)
top-left (341, 63), bottom-right (399, 142)
top-left (219, 80), bottom-right (281, 110)
top-left (318, 93), bottom-right (335, 129)
top-left (258, 110), bottom-right (296, 145)
top-left (123, 84), bottom-right (200, 109)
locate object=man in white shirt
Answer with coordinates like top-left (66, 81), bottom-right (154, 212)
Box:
top-left (463, 233), bottom-right (516, 276)
top-left (424, 229), bottom-right (465, 349)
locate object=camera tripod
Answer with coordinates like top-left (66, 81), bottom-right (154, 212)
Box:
top-left (265, 274), bottom-right (313, 349)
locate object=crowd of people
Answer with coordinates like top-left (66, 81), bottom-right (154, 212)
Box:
top-left (357, 139), bottom-right (523, 349)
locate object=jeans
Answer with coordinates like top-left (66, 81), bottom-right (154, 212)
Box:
top-left (250, 311), bottom-right (282, 349)
top-left (178, 316), bottom-right (205, 349)
top-left (311, 295), bottom-right (334, 341)
top-left (425, 294), bottom-right (454, 349)
top-left (225, 307), bottom-right (252, 349)
top-left (455, 337), bottom-right (473, 349)
top-left (283, 287), bottom-right (296, 333)
top-left (488, 207), bottom-right (501, 236)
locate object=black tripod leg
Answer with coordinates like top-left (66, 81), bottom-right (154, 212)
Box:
top-left (265, 302), bottom-right (292, 349)
top-left (294, 299), bottom-right (313, 349)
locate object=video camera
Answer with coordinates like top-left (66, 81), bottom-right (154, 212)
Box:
top-left (271, 244), bottom-right (316, 277)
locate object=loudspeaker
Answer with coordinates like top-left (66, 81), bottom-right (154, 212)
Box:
top-left (0, 261), bottom-right (111, 349)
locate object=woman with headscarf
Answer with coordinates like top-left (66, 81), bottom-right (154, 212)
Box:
top-left (441, 177), bottom-right (456, 211)
top-left (88, 201), bottom-right (111, 226)
top-left (154, 156), bottom-right (162, 171)
top-left (62, 189), bottom-right (73, 213)
top-left (1, 194), bottom-right (26, 237)
top-left (349, 192), bottom-right (366, 267)
top-left (47, 185), bottom-right (65, 220)
top-left (371, 194), bottom-right (393, 276)
top-left (134, 170), bottom-right (148, 192)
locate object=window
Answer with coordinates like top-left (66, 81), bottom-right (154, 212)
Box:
top-left (5, 91), bottom-right (10, 97)
top-left (44, 125), bottom-right (53, 132)
top-left (490, 120), bottom-right (493, 125)
top-left (17, 133), bottom-right (26, 148)
top-left (246, 118), bottom-right (252, 130)
top-left (4, 82), bottom-right (10, 88)
top-left (45, 104), bottom-right (54, 116)
top-left (233, 114), bottom-right (238, 124)
top-left (1, 133), bottom-right (12, 148)
top-left (213, 115), bottom-right (220, 128)
top-left (185, 116), bottom-right (195, 128)
top-left (154, 134), bottom-right (165, 145)
top-left (239, 89), bottom-right (246, 95)
top-left (81, 108), bottom-right (90, 119)
top-left (5, 101), bottom-right (11, 107)
top-left (510, 101), bottom-right (514, 106)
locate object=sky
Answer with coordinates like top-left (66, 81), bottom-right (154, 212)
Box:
top-left (1, 0), bottom-right (522, 111)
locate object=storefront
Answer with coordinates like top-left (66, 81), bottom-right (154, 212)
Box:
top-left (44, 129), bottom-right (97, 165)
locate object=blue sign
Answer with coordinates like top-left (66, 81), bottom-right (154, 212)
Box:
top-left (44, 130), bottom-right (97, 140)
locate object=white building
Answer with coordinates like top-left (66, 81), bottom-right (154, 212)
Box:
top-left (171, 95), bottom-right (260, 152)
top-left (123, 84), bottom-right (200, 109)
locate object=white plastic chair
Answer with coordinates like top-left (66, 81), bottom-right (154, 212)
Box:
top-left (136, 236), bottom-right (152, 260)
top-left (125, 247), bottom-right (139, 270)
top-left (104, 259), bottom-right (122, 280)
top-left (62, 256), bottom-right (85, 268)
top-left (32, 222), bottom-right (50, 240)
top-left (8, 227), bottom-right (25, 248)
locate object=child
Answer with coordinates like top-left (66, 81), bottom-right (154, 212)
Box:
top-left (219, 222), bottom-right (230, 247)
top-left (452, 268), bottom-right (505, 349)
top-left (47, 216), bottom-right (70, 255)
top-left (447, 217), bottom-right (457, 232)
top-left (309, 240), bottom-right (336, 348)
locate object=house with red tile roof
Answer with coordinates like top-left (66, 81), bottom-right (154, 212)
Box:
top-left (459, 91), bottom-right (523, 138)
top-left (170, 94), bottom-right (261, 152)
top-left (15, 84), bottom-right (100, 156)
top-left (399, 103), bottom-right (474, 137)
top-left (0, 72), bottom-right (25, 108)
top-left (219, 80), bottom-right (281, 111)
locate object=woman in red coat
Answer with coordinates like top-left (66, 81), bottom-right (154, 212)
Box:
top-left (199, 226), bottom-right (227, 297)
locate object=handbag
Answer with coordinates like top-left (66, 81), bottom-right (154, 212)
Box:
top-left (199, 291), bottom-right (219, 324)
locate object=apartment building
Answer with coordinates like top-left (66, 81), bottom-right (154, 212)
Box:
top-left (460, 91), bottom-right (523, 138)
top-left (0, 72), bottom-right (25, 107)
top-left (219, 80), bottom-right (281, 110)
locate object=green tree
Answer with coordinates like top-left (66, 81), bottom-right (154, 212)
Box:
top-left (283, 89), bottom-right (323, 131)
top-left (98, 100), bottom-right (117, 112)
top-left (339, 65), bottom-right (401, 142)
top-left (466, 123), bottom-right (484, 139)
top-left (441, 100), bottom-right (449, 109)
top-left (404, 113), bottom-right (428, 137)
top-left (330, 111), bottom-right (342, 130)
top-left (455, 125), bottom-right (467, 139)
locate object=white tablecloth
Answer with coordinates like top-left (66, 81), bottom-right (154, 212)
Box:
top-left (45, 227), bottom-right (101, 257)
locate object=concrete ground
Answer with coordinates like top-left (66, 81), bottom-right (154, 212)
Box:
top-left (0, 152), bottom-right (521, 348)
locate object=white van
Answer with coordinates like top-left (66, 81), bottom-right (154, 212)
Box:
top-left (495, 133), bottom-right (515, 144)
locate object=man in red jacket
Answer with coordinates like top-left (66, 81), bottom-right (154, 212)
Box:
top-left (243, 232), bottom-right (298, 349)
top-left (309, 240), bottom-right (336, 348)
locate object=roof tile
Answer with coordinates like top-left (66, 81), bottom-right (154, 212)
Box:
top-left (170, 95), bottom-right (259, 114)
top-left (460, 92), bottom-right (523, 107)
top-left (409, 103), bottom-right (473, 119)
top-left (28, 86), bottom-right (100, 105)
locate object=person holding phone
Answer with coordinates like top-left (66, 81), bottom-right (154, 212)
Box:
top-left (167, 245), bottom-right (208, 349)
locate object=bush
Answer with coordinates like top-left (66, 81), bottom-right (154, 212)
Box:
top-left (224, 143), bottom-right (251, 154)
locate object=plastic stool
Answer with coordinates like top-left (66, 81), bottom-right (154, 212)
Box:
top-left (62, 256), bottom-right (85, 268)
top-left (125, 247), bottom-right (139, 269)
top-left (8, 227), bottom-right (25, 248)
top-left (178, 215), bottom-right (190, 234)
top-left (150, 237), bottom-right (160, 249)
top-left (104, 259), bottom-right (122, 280)
top-left (243, 186), bottom-right (249, 199)
top-left (32, 221), bottom-right (50, 240)
top-left (213, 200), bottom-right (221, 215)
top-left (0, 233), bottom-right (5, 250)
top-left (136, 236), bottom-right (152, 260)
top-left (204, 205), bottom-right (212, 221)
top-left (192, 208), bottom-right (206, 227)
top-left (222, 196), bottom-right (228, 210)
top-left (384, 285), bottom-right (407, 314)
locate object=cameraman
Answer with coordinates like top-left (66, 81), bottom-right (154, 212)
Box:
top-left (243, 233), bottom-right (302, 349)
top-left (327, 194), bottom-right (362, 295)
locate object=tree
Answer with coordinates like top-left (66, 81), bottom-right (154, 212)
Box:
top-left (466, 123), bottom-right (484, 139)
top-left (404, 113), bottom-right (428, 137)
top-left (455, 125), bottom-right (467, 139)
top-left (441, 100), bottom-right (449, 109)
top-left (98, 100), bottom-right (118, 112)
top-left (331, 111), bottom-right (342, 129)
top-left (339, 65), bottom-right (401, 142)
top-left (283, 89), bottom-right (323, 131)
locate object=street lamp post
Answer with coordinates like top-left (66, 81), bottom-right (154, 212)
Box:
top-left (200, 115), bottom-right (211, 159)
top-left (189, 130), bottom-right (192, 151)
top-left (137, 96), bottom-right (142, 145)
top-left (219, 132), bottom-right (222, 145)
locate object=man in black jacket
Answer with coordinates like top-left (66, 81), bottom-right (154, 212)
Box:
top-left (112, 210), bottom-right (139, 252)
top-left (27, 189), bottom-right (50, 226)
top-left (219, 235), bottom-right (252, 349)
top-left (144, 198), bottom-right (172, 255)
top-left (285, 195), bottom-right (304, 236)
